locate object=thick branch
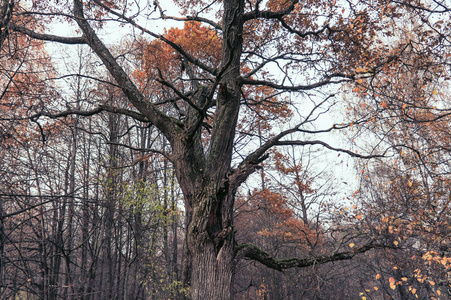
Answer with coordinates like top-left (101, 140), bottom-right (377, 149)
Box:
top-left (240, 77), bottom-right (348, 91)
top-left (10, 24), bottom-right (87, 44)
top-left (243, 0), bottom-right (298, 21)
top-left (22, 105), bottom-right (150, 123)
top-left (165, 15), bottom-right (221, 30)
top-left (235, 242), bottom-right (386, 271)
top-left (277, 18), bottom-right (338, 38)
top-left (72, 0), bottom-right (180, 141)
top-left (154, 8), bottom-right (221, 31)
top-left (228, 123), bottom-right (300, 190)
top-left (230, 104), bottom-right (381, 190)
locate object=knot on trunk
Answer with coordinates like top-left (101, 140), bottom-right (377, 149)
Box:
top-left (218, 83), bottom-right (229, 99)
top-left (213, 226), bottom-right (232, 254)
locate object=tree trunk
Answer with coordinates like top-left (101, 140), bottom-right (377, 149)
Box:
top-left (187, 191), bottom-right (235, 300)
top-left (181, 0), bottom-right (244, 297)
top-left (190, 236), bottom-right (234, 299)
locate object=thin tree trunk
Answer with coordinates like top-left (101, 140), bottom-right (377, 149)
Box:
top-left (79, 126), bottom-right (91, 299)
top-left (171, 171), bottom-right (178, 282)
top-left (103, 111), bottom-right (119, 299)
top-left (64, 123), bottom-right (78, 298)
top-left (0, 0), bottom-right (13, 48)
top-left (0, 200), bottom-right (4, 298)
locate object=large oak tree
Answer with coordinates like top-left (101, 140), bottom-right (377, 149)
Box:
top-left (2, 0), bottom-right (451, 298)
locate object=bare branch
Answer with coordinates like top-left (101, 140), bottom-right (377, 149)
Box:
top-left (156, 70), bottom-right (203, 115)
top-left (235, 242), bottom-right (389, 271)
top-left (20, 105), bottom-right (150, 123)
top-left (274, 140), bottom-right (385, 159)
top-left (391, 0), bottom-right (451, 13)
top-left (240, 77), bottom-right (349, 91)
top-left (48, 73), bottom-right (121, 88)
top-left (163, 16), bottom-right (221, 30)
top-left (72, 0), bottom-right (181, 140)
top-left (10, 24), bottom-right (87, 44)
top-left (91, 0), bottom-right (218, 75)
top-left (278, 18), bottom-right (339, 39)
top-left (229, 125), bottom-right (300, 189)
top-left (153, 1), bottom-right (221, 30)
top-left (0, 199), bottom-right (54, 219)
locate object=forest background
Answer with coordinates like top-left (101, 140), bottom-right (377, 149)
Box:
top-left (1, 0), bottom-right (451, 299)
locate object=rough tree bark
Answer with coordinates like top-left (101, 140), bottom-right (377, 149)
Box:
top-left (178, 0), bottom-right (244, 298)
